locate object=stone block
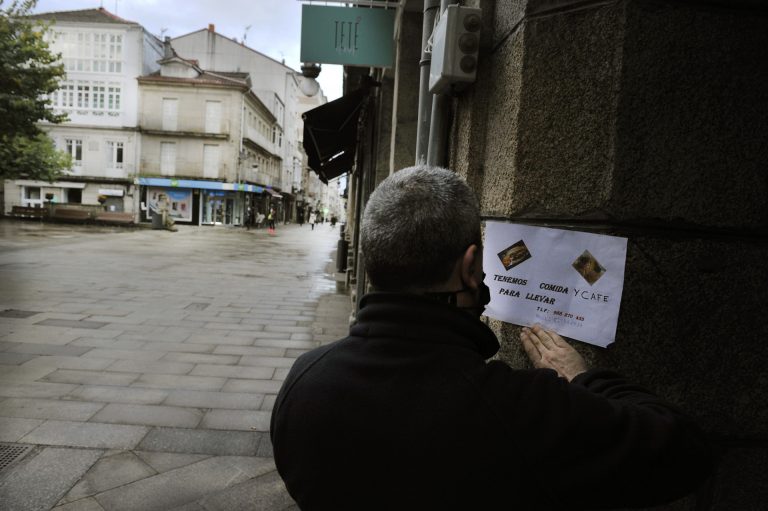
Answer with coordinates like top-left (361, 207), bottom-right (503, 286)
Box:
top-left (82, 348), bottom-right (165, 361)
top-left (132, 374), bottom-right (226, 391)
top-left (91, 404), bottom-right (203, 428)
top-left (163, 390), bottom-right (264, 410)
top-left (0, 447), bottom-right (102, 511)
top-left (161, 353), bottom-right (240, 365)
top-left (0, 417), bottom-right (44, 442)
top-left (221, 379), bottom-right (284, 394)
top-left (238, 356), bottom-right (296, 368)
top-left (194, 470), bottom-right (294, 511)
top-left (200, 410), bottom-right (271, 432)
top-left (20, 420), bottom-right (148, 449)
top-left (134, 451), bottom-right (210, 474)
top-left (190, 364), bottom-right (274, 380)
top-left (0, 397), bottom-right (103, 422)
top-left (212, 345), bottom-right (286, 357)
top-left (107, 360), bottom-right (194, 375)
top-left (0, 381), bottom-right (77, 399)
top-left (138, 427), bottom-right (260, 456)
top-left (61, 451), bottom-right (156, 503)
top-left (44, 369), bottom-right (140, 386)
top-left (68, 385), bottom-right (169, 405)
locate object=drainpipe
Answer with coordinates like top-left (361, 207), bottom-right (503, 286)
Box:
top-left (426, 0), bottom-right (458, 168)
top-left (415, 0), bottom-right (440, 165)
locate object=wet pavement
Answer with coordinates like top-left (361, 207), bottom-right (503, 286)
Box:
top-left (0, 219), bottom-right (352, 510)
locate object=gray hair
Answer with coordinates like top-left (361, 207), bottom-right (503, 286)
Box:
top-left (360, 165), bottom-right (481, 291)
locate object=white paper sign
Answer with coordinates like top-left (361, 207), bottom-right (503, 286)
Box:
top-left (483, 222), bottom-right (628, 348)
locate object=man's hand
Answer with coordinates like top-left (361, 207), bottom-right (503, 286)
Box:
top-left (520, 324), bottom-right (589, 382)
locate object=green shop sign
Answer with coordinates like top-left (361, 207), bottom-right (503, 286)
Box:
top-left (301, 5), bottom-right (395, 68)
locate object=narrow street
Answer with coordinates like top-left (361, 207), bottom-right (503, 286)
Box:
top-left (0, 219), bottom-right (351, 510)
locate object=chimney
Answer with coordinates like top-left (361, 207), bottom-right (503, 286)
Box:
top-left (163, 36), bottom-right (173, 59)
top-left (208, 24), bottom-right (215, 32)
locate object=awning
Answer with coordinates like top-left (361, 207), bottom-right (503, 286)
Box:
top-left (303, 88), bottom-right (366, 184)
top-left (136, 177), bottom-right (263, 193)
top-left (265, 188), bottom-right (282, 198)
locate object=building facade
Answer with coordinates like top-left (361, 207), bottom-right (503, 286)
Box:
top-left (171, 26), bottom-right (328, 223)
top-left (3, 8), bottom-right (162, 215)
top-left (137, 47), bottom-right (282, 226)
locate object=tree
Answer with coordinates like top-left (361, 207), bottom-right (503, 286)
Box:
top-left (0, 0), bottom-right (69, 181)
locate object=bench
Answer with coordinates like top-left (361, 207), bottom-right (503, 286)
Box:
top-left (10, 206), bottom-right (47, 219)
top-left (51, 208), bottom-right (92, 222)
top-left (94, 212), bottom-right (135, 225)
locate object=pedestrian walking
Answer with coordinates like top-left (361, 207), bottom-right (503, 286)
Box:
top-left (267, 208), bottom-right (276, 235)
top-left (271, 165), bottom-right (713, 510)
top-left (309, 211), bottom-right (317, 231)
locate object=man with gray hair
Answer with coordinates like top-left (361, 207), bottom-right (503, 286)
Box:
top-left (271, 166), bottom-right (712, 509)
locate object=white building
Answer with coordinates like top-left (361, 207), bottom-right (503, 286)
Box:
top-left (3, 8), bottom-right (163, 215)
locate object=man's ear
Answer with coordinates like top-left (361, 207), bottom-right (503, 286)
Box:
top-left (460, 244), bottom-right (481, 290)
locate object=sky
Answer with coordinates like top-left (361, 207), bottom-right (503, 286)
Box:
top-left (33, 0), bottom-right (344, 101)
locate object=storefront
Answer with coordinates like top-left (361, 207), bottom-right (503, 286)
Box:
top-left (137, 177), bottom-right (262, 226)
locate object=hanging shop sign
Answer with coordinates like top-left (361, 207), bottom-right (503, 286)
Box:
top-left (483, 222), bottom-right (628, 348)
top-left (300, 5), bottom-right (395, 67)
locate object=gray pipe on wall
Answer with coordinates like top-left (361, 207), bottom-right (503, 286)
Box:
top-left (415, 0), bottom-right (441, 165)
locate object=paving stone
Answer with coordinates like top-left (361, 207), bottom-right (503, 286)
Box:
top-left (0, 352), bottom-right (38, 365)
top-left (82, 348), bottom-right (165, 361)
top-left (138, 428), bottom-right (260, 456)
top-left (91, 404), bottom-right (203, 428)
top-left (0, 417), bottom-right (44, 442)
top-left (134, 451), bottom-right (210, 474)
top-left (253, 339), bottom-right (317, 349)
top-left (273, 368), bottom-right (291, 381)
top-left (44, 369), bottom-right (140, 386)
top-left (0, 364), bottom-right (58, 382)
top-left (0, 381), bottom-right (77, 399)
top-left (260, 395), bottom-right (277, 412)
top-left (139, 342), bottom-right (215, 353)
top-left (185, 335), bottom-right (254, 346)
top-left (108, 359), bottom-right (195, 375)
top-left (132, 374), bottom-right (226, 391)
top-left (200, 410), bottom-right (271, 432)
top-left (221, 379), bottom-right (284, 394)
top-left (194, 470), bottom-right (294, 511)
top-left (212, 345), bottom-right (286, 357)
top-left (256, 435), bottom-right (274, 457)
top-left (53, 496), bottom-right (105, 510)
top-left (161, 353), bottom-right (240, 365)
top-left (68, 385), bottom-right (169, 405)
top-left (190, 364), bottom-right (274, 380)
top-left (61, 451), bottom-right (156, 504)
top-left (284, 349), bottom-right (310, 358)
top-left (264, 325), bottom-right (312, 334)
top-left (94, 457), bottom-right (275, 511)
top-left (0, 398), bottom-right (104, 422)
top-left (0, 447), bottom-right (102, 511)
top-left (163, 390), bottom-right (264, 410)
top-left (35, 319), bottom-right (110, 329)
top-left (238, 356), bottom-right (296, 368)
top-left (70, 338), bottom-right (146, 349)
top-left (20, 420), bottom-right (148, 449)
top-left (22, 355), bottom-right (115, 371)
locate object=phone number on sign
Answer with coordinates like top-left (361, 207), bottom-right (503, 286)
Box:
top-left (535, 307), bottom-right (585, 327)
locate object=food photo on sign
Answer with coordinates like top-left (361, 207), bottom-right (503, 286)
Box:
top-left (482, 221), bottom-right (628, 348)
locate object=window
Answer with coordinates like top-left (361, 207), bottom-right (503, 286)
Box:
top-left (205, 101), bottom-right (221, 133)
top-left (203, 144), bottom-right (220, 178)
top-left (107, 83), bottom-right (121, 112)
top-left (54, 31), bottom-right (122, 74)
top-left (160, 142), bottom-right (176, 174)
top-left (162, 98), bottom-right (178, 131)
top-left (92, 82), bottom-right (106, 110)
top-left (76, 82), bottom-right (90, 109)
top-left (107, 141), bottom-right (124, 169)
top-left (65, 139), bottom-right (83, 167)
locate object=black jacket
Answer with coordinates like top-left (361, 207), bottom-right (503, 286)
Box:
top-left (271, 293), bottom-right (712, 510)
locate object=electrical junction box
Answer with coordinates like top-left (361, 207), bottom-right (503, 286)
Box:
top-left (429, 5), bottom-right (482, 95)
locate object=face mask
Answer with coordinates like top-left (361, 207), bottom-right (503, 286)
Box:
top-left (424, 272), bottom-right (491, 316)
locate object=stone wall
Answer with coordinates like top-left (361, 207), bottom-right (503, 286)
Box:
top-left (449, 0), bottom-right (768, 508)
